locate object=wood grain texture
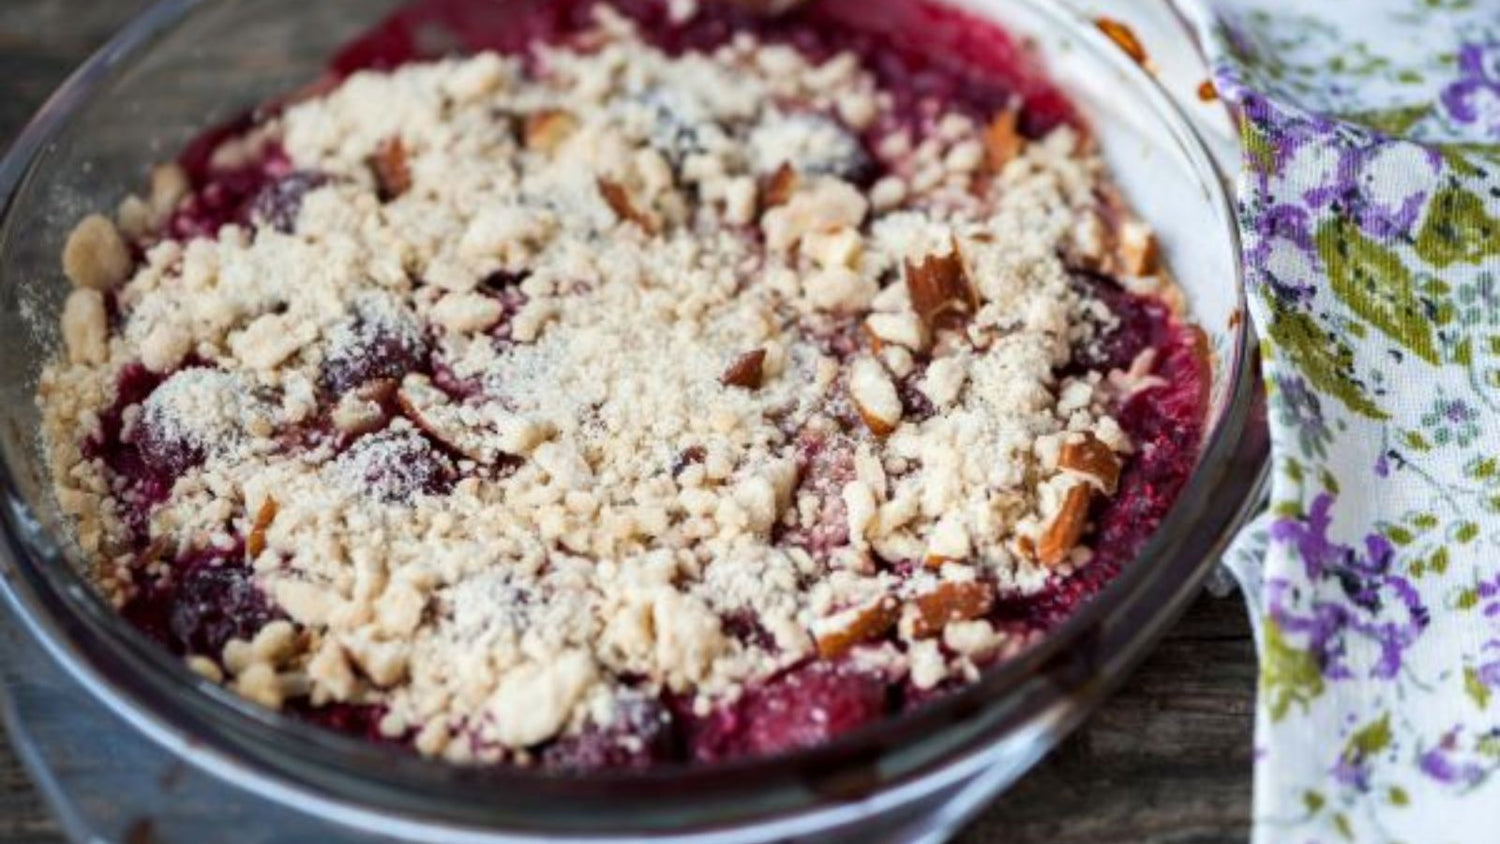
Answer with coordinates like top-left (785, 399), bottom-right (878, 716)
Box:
top-left (0, 2), bottom-right (1256, 840)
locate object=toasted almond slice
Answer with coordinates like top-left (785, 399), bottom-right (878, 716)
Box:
top-left (247, 497), bottom-right (279, 558)
top-left (982, 109), bottom-right (1024, 172)
top-left (1116, 220), bottom-right (1160, 276)
top-left (720, 348), bottom-right (766, 389)
top-left (904, 242), bottom-right (978, 332)
top-left (906, 581), bottom-right (996, 639)
top-left (524, 109), bottom-right (578, 153)
top-left (368, 137), bottom-right (412, 201)
top-left (597, 178), bottom-right (657, 234)
top-left (1037, 483), bottom-right (1092, 567)
top-left (849, 357), bottom-right (902, 436)
top-left (762, 163), bottom-right (798, 210)
top-left (812, 596), bottom-right (900, 659)
top-left (1058, 433), bottom-right (1121, 494)
top-left (397, 375), bottom-right (502, 464)
top-left (1095, 17), bottom-right (1150, 67)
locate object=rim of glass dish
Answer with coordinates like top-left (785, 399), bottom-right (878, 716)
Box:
top-left (0, 0), bottom-right (1264, 836)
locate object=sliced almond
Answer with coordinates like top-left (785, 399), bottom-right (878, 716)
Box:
top-left (1058, 433), bottom-right (1122, 494)
top-left (1036, 483), bottom-right (1092, 567)
top-left (397, 375), bottom-right (503, 464)
top-left (597, 178), bottom-right (657, 235)
top-left (247, 497), bottom-right (278, 559)
top-left (849, 357), bottom-right (902, 436)
top-left (368, 137), bottom-right (412, 201)
top-left (524, 109), bottom-right (578, 153)
top-left (762, 163), bottom-right (798, 210)
top-left (904, 242), bottom-right (978, 332)
top-left (812, 596), bottom-right (900, 659)
top-left (720, 348), bottom-right (766, 389)
top-left (982, 109), bottom-right (1024, 172)
top-left (905, 581), bottom-right (996, 639)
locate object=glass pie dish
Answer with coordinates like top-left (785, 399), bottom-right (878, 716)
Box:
top-left (0, 0), bottom-right (1267, 839)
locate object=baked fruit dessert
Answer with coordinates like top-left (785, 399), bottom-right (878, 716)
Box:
top-left (37, 0), bottom-right (1207, 769)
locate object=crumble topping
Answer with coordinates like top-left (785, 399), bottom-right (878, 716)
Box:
top-left (36, 5), bottom-right (1190, 765)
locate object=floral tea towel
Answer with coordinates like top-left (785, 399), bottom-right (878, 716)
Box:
top-left (1197, 0), bottom-right (1500, 840)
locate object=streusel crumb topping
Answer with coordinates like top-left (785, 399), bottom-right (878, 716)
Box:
top-left (38, 3), bottom-right (1193, 766)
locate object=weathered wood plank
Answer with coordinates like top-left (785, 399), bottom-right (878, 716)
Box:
top-left (0, 3), bottom-right (1256, 840)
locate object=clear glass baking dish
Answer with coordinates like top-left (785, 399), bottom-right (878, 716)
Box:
top-left (0, 0), bottom-right (1267, 839)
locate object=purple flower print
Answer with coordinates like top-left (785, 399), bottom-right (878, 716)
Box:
top-left (1331, 757), bottom-right (1371, 791)
top-left (1442, 43), bottom-right (1500, 134)
top-left (1275, 374), bottom-right (1333, 456)
top-left (1245, 202), bottom-right (1320, 302)
top-left (1303, 140), bottom-right (1440, 240)
top-left (1268, 494), bottom-right (1429, 680)
top-left (1419, 731), bottom-right (1489, 788)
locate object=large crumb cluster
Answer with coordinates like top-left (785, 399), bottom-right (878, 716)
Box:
top-left (38, 8), bottom-right (1172, 763)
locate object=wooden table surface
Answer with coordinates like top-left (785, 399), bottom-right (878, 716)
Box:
top-left (0, 2), bottom-right (1257, 840)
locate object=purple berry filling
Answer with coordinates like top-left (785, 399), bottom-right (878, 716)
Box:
top-left (82, 0), bottom-right (1209, 772)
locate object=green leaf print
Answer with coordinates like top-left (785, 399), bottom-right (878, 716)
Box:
top-left (1415, 186), bottom-right (1500, 268)
top-left (1241, 115), bottom-right (1277, 175)
top-left (1340, 103), bottom-right (1434, 135)
top-left (1263, 618), bottom-right (1327, 721)
top-left (1263, 306), bottom-right (1389, 419)
top-left (1441, 145), bottom-right (1500, 178)
top-left (1343, 713), bottom-right (1393, 762)
top-left (1455, 521), bottom-right (1480, 543)
top-left (1410, 546), bottom-right (1448, 578)
top-left (1458, 587), bottom-right (1481, 610)
top-left (1316, 215), bottom-right (1441, 365)
top-left (1333, 812), bottom-right (1354, 840)
top-left (1430, 545), bottom-right (1450, 574)
top-left (1466, 666), bottom-right (1491, 710)
top-left (1402, 429), bottom-right (1434, 451)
